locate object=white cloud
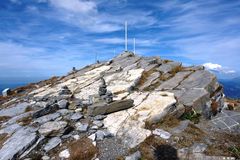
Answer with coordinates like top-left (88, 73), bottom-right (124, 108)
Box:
top-left (203, 62), bottom-right (236, 74)
top-left (49, 0), bottom-right (97, 14)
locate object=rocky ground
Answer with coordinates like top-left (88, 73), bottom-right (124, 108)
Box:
top-left (0, 52), bottom-right (239, 160)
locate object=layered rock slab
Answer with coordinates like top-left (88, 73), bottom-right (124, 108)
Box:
top-left (0, 127), bottom-right (38, 160)
top-left (104, 91), bottom-right (176, 148)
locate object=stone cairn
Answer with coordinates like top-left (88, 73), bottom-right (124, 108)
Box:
top-left (98, 77), bottom-right (113, 103)
top-left (59, 86), bottom-right (72, 95)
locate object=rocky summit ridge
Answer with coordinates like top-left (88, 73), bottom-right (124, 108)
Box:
top-left (0, 52), bottom-right (239, 160)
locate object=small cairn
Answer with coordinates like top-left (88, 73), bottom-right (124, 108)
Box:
top-left (59, 86), bottom-right (72, 95)
top-left (98, 77), bottom-right (113, 103)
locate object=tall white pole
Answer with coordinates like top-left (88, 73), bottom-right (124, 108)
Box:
top-left (125, 21), bottom-right (128, 51)
top-left (133, 38), bottom-right (136, 54)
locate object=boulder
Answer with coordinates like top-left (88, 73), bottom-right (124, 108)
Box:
top-left (38, 121), bottom-right (68, 137)
top-left (0, 127), bottom-right (38, 160)
top-left (88, 99), bottom-right (134, 116)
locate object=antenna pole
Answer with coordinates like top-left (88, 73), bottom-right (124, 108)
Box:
top-left (125, 21), bottom-right (128, 51)
top-left (133, 38), bottom-right (136, 54)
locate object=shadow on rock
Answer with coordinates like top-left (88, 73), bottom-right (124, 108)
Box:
top-left (154, 144), bottom-right (179, 160)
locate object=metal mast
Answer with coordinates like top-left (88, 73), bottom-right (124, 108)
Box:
top-left (125, 21), bottom-right (128, 51)
top-left (133, 38), bottom-right (136, 54)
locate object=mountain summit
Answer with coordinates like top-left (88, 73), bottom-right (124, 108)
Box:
top-left (0, 52), bottom-right (239, 160)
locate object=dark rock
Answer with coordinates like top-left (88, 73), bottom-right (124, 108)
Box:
top-left (33, 104), bottom-right (59, 119)
top-left (88, 99), bottom-right (134, 116)
top-left (59, 86), bottom-right (72, 95)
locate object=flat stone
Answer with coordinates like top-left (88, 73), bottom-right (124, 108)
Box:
top-left (57, 109), bottom-right (72, 116)
top-left (33, 104), bottom-right (59, 119)
top-left (38, 121), bottom-right (68, 137)
top-left (157, 71), bottom-right (192, 90)
top-left (42, 156), bottom-right (50, 160)
top-left (59, 149), bottom-right (70, 159)
top-left (125, 151), bottom-right (141, 160)
top-left (0, 123), bottom-right (22, 134)
top-left (177, 70), bottom-right (218, 94)
top-left (75, 122), bottom-right (89, 132)
top-left (57, 99), bottom-right (69, 109)
top-left (0, 127), bottom-right (38, 160)
top-left (139, 72), bottom-right (160, 90)
top-left (152, 129), bottom-right (171, 139)
top-left (88, 133), bottom-right (96, 141)
top-left (70, 113), bottom-right (83, 121)
top-left (34, 113), bottom-right (60, 124)
top-left (0, 102), bottom-right (30, 117)
top-left (44, 137), bottom-right (62, 152)
top-left (93, 120), bottom-right (104, 128)
top-left (88, 99), bottom-right (134, 116)
top-left (191, 143), bottom-right (208, 153)
top-left (170, 120), bottom-right (190, 134)
top-left (173, 88), bottom-right (210, 112)
top-left (94, 115), bottom-right (107, 120)
top-left (158, 61), bottom-right (181, 74)
top-left (96, 130), bottom-right (105, 141)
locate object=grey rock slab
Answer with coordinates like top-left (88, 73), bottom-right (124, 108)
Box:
top-left (75, 122), bottom-right (89, 132)
top-left (173, 88), bottom-right (210, 110)
top-left (88, 99), bottom-right (134, 116)
top-left (152, 129), bottom-right (171, 139)
top-left (0, 123), bottom-right (22, 134)
top-left (2, 111), bottom-right (34, 127)
top-left (34, 112), bottom-right (60, 124)
top-left (94, 115), bottom-right (107, 120)
top-left (93, 120), bottom-right (104, 128)
top-left (0, 102), bottom-right (30, 117)
top-left (38, 121), bottom-right (68, 137)
top-left (139, 72), bottom-right (160, 90)
top-left (125, 151), bottom-right (141, 160)
top-left (33, 104), bottom-right (59, 119)
top-left (57, 109), bottom-right (72, 116)
top-left (221, 117), bottom-right (239, 127)
top-left (170, 120), bottom-right (190, 134)
top-left (20, 135), bottom-right (45, 159)
top-left (70, 113), bottom-right (83, 121)
top-left (177, 70), bottom-right (218, 93)
top-left (232, 115), bottom-right (240, 123)
top-left (57, 99), bottom-right (69, 109)
top-left (191, 143), bottom-right (208, 153)
top-left (156, 71), bottom-right (192, 91)
top-left (96, 130), bottom-right (105, 141)
top-left (0, 127), bottom-right (38, 160)
top-left (44, 137), bottom-right (62, 152)
top-left (157, 61), bottom-right (181, 74)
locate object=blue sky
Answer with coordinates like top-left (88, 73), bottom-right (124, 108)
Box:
top-left (0, 0), bottom-right (240, 84)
